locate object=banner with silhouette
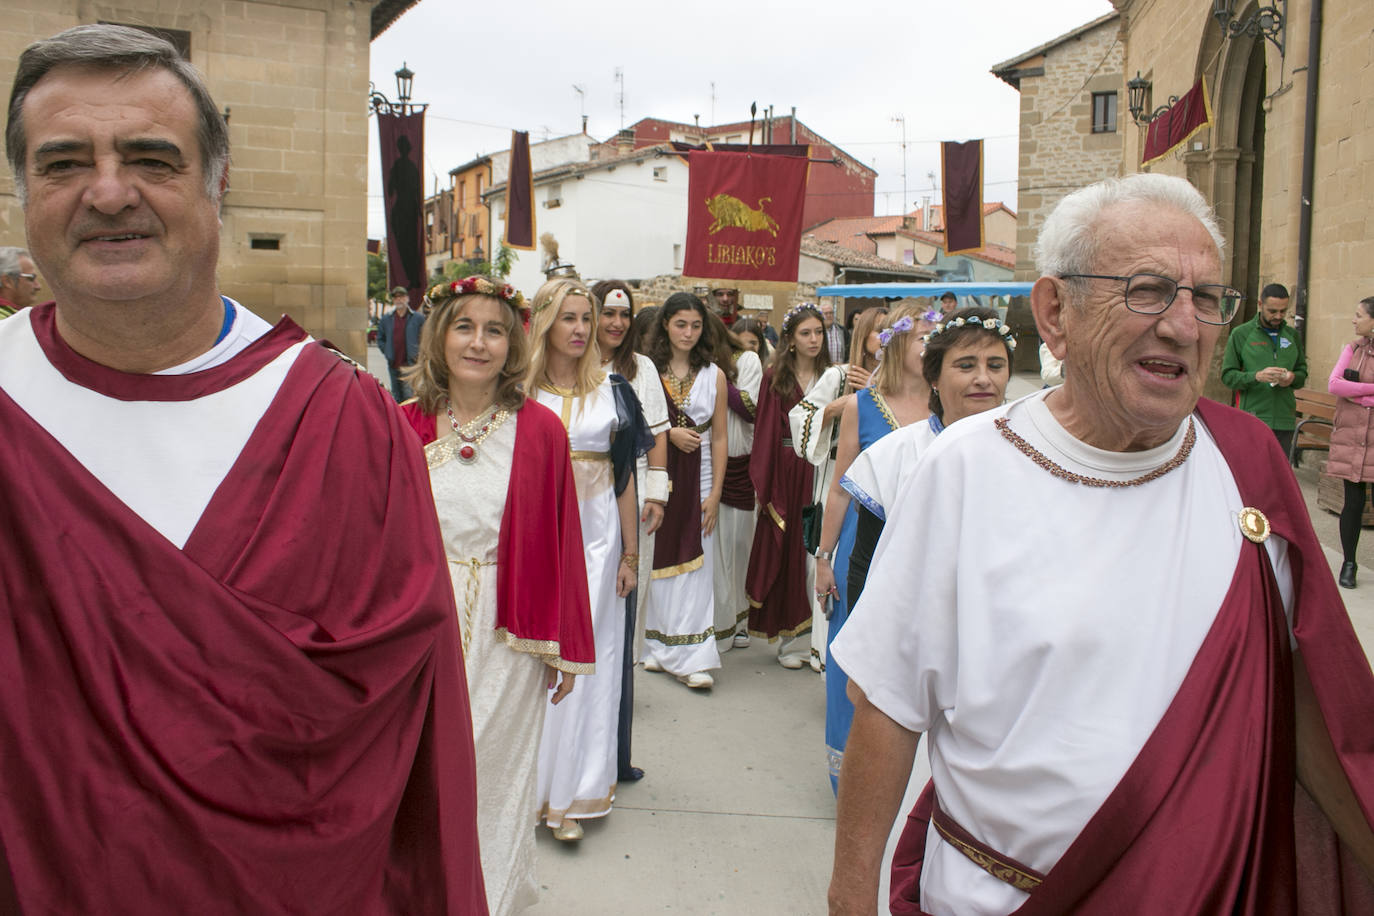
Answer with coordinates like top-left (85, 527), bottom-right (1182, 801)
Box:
top-left (378, 111), bottom-right (426, 305)
top-left (683, 150), bottom-right (809, 283)
top-left (1142, 78), bottom-right (1213, 166)
top-left (504, 130), bottom-right (536, 251)
top-left (941, 139), bottom-right (984, 255)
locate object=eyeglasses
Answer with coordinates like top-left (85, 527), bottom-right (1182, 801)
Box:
top-left (1060, 273), bottom-right (1242, 326)
top-left (17, 273), bottom-right (36, 282)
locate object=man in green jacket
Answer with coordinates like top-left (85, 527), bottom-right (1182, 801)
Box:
top-left (1221, 283), bottom-right (1307, 455)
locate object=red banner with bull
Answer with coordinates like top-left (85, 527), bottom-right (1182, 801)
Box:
top-left (683, 150), bottom-right (809, 283)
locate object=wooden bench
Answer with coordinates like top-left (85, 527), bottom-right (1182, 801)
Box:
top-left (1290, 388), bottom-right (1336, 468)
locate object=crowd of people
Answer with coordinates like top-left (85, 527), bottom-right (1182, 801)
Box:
top-left (4, 22), bottom-right (1374, 916)
top-left (388, 259), bottom-right (1015, 912)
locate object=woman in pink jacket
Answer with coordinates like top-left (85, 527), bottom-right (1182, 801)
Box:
top-left (1326, 294), bottom-right (1374, 588)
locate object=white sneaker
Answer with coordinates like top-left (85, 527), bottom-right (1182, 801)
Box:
top-left (778, 655), bottom-right (805, 670)
top-left (643, 657), bottom-right (663, 672)
top-left (680, 671), bottom-right (714, 689)
top-left (732, 631), bottom-right (750, 648)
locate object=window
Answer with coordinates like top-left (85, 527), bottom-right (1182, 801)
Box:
top-left (1092, 92), bottom-right (1118, 134)
top-left (545, 183), bottom-right (562, 208)
top-left (653, 166), bottom-right (668, 182)
top-left (249, 235), bottom-right (281, 251)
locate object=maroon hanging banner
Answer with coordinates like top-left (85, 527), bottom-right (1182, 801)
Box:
top-left (504, 130), bottom-right (536, 251)
top-left (683, 150), bottom-right (809, 283)
top-left (1142, 78), bottom-right (1214, 166)
top-left (377, 111), bottom-right (426, 306)
top-left (941, 139), bottom-right (984, 255)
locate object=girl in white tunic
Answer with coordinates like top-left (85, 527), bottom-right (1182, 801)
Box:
top-left (710, 316), bottom-right (763, 652)
top-left (399, 276), bottom-right (596, 914)
top-left (527, 278), bottom-right (651, 842)
top-left (592, 280), bottom-right (668, 783)
top-left (643, 293), bottom-right (728, 687)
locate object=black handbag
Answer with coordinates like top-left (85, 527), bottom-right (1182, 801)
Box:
top-left (801, 501), bottom-right (823, 555)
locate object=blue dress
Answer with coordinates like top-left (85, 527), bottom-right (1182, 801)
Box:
top-left (825, 387), bottom-right (900, 793)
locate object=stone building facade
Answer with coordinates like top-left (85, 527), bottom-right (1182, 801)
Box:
top-left (992, 12), bottom-right (1126, 281)
top-left (0, 0), bottom-right (401, 363)
top-left (1113, 0), bottom-right (1374, 385)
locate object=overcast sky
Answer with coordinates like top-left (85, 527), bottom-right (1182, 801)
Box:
top-left (366, 0), bottom-right (1116, 239)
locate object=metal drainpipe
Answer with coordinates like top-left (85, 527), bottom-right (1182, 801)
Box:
top-left (1294, 0), bottom-right (1323, 350)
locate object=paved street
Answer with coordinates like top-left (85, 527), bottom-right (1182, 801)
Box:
top-left (369, 350), bottom-right (1374, 915)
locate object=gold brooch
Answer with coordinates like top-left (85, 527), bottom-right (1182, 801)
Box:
top-left (1238, 507), bottom-right (1271, 543)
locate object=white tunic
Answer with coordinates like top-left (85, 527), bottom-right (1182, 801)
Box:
top-left (534, 379), bottom-right (624, 825)
top-left (830, 390), bottom-right (1294, 915)
top-left (714, 349), bottom-right (763, 645)
top-left (788, 363), bottom-right (848, 664)
top-left (428, 417), bottom-right (545, 916)
top-left (613, 352), bottom-right (670, 661)
top-left (645, 364), bottom-right (722, 676)
top-left (0, 303), bottom-right (289, 548)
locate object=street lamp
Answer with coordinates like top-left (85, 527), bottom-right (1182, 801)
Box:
top-left (369, 62), bottom-right (427, 117)
top-left (1126, 72), bottom-right (1180, 125)
top-left (1213, 0), bottom-right (1285, 57)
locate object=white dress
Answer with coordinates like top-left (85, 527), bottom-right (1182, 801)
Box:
top-left (614, 352), bottom-right (670, 660)
top-left (788, 363), bottom-right (848, 667)
top-left (428, 416), bottom-right (545, 916)
top-left (645, 364), bottom-right (722, 676)
top-left (714, 350), bottom-right (763, 649)
top-left (535, 379), bottom-right (624, 825)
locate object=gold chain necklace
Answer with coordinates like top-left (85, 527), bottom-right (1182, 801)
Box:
top-left (446, 402), bottom-right (510, 464)
top-left (664, 367), bottom-right (697, 425)
top-left (994, 416), bottom-right (1196, 488)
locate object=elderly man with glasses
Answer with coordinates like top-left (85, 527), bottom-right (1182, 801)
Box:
top-left (830, 173), bottom-right (1374, 914)
top-left (0, 246), bottom-right (41, 318)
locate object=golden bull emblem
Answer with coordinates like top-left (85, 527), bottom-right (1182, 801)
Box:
top-left (705, 194), bottom-right (780, 238)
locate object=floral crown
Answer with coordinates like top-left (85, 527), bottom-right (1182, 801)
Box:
top-left (877, 315), bottom-right (914, 350)
top-left (427, 276), bottom-right (526, 311)
top-left (924, 315), bottom-right (1017, 351)
top-left (782, 302), bottom-right (823, 336)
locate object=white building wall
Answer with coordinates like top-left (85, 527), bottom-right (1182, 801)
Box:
top-left (499, 154), bottom-right (689, 297)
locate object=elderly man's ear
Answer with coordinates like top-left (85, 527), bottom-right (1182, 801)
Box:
top-left (1031, 276), bottom-right (1070, 362)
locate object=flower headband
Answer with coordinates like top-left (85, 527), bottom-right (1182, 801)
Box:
top-left (782, 303), bottom-right (822, 336)
top-left (877, 315), bottom-right (914, 350)
top-left (427, 276), bottom-right (526, 311)
top-left (924, 315), bottom-right (1017, 351)
top-left (530, 284), bottom-right (592, 316)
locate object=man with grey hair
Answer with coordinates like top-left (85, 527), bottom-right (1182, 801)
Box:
top-left (829, 173), bottom-right (1374, 913)
top-left (0, 246), bottom-right (40, 317)
top-left (0, 24), bottom-right (486, 914)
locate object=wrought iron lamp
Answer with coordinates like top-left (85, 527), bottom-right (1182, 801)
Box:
top-left (1213, 0), bottom-right (1285, 56)
top-left (370, 62), bottom-right (427, 116)
top-left (1126, 73), bottom-right (1180, 125)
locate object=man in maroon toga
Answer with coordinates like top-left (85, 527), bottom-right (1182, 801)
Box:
top-left (0, 24), bottom-right (487, 914)
top-left (829, 174), bottom-right (1374, 914)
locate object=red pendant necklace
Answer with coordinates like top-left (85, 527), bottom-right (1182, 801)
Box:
top-left (446, 402), bottom-right (510, 464)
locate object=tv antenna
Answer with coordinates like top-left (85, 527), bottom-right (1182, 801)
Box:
top-left (614, 67), bottom-right (625, 129)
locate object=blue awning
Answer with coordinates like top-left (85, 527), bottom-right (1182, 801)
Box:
top-left (815, 281), bottom-right (1033, 299)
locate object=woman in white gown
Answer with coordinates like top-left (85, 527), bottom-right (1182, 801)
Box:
top-left (642, 293), bottom-right (728, 688)
top-left (591, 279), bottom-right (668, 782)
top-left (400, 275), bottom-right (596, 914)
top-left (527, 277), bottom-right (653, 842)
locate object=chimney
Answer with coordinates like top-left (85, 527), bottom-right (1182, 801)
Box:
top-left (582, 114), bottom-right (588, 134)
top-left (617, 127), bottom-right (635, 152)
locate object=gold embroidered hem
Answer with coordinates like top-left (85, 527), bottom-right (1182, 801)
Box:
top-left (747, 618), bottom-right (813, 641)
top-left (739, 390), bottom-right (756, 418)
top-left (645, 625), bottom-right (716, 646)
top-left (766, 502), bottom-right (786, 531)
top-left (714, 611), bottom-right (749, 640)
top-left (495, 628), bottom-right (596, 675)
top-left (651, 553), bottom-right (704, 580)
top-left (540, 784), bottom-right (616, 827)
top-left (870, 389), bottom-right (901, 433)
top-left (797, 399), bottom-right (820, 455)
